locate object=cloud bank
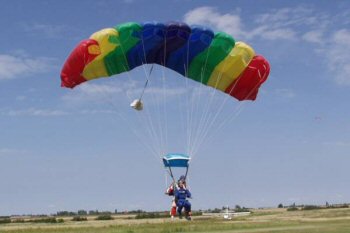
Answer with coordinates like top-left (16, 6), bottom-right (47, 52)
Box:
top-left (183, 6), bottom-right (350, 86)
top-left (0, 54), bottom-right (55, 80)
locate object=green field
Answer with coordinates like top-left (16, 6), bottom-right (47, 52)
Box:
top-left (1, 208), bottom-right (350, 233)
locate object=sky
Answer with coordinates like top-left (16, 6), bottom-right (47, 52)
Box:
top-left (0, 0), bottom-right (350, 216)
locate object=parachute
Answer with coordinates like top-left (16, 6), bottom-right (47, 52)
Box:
top-left (61, 22), bottom-right (270, 101)
top-left (60, 22), bottom-right (271, 195)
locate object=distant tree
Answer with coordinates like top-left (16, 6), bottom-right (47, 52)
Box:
top-left (278, 203), bottom-right (284, 208)
top-left (135, 212), bottom-right (162, 219)
top-left (212, 208), bottom-right (221, 213)
top-left (57, 218), bottom-right (64, 223)
top-left (287, 207), bottom-right (298, 211)
top-left (72, 216), bottom-right (87, 221)
top-left (302, 205), bottom-right (322, 210)
top-left (100, 211), bottom-right (112, 215)
top-left (129, 209), bottom-right (145, 214)
top-left (95, 214), bottom-right (113, 220)
top-left (89, 210), bottom-right (99, 215)
top-left (326, 202), bottom-right (329, 207)
top-left (77, 210), bottom-right (87, 215)
top-left (56, 211), bottom-right (76, 216)
top-left (114, 209), bottom-right (118, 214)
top-left (12, 218), bottom-right (25, 223)
top-left (56, 211), bottom-right (68, 216)
top-left (0, 218), bottom-right (11, 224)
top-left (28, 217), bottom-right (58, 223)
top-left (234, 205), bottom-right (249, 212)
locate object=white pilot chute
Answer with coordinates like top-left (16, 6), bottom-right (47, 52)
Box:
top-left (130, 98), bottom-right (144, 111)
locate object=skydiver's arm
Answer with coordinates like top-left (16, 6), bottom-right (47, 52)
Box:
top-left (175, 190), bottom-right (180, 200)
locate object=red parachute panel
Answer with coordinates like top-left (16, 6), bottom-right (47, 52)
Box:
top-left (225, 55), bottom-right (270, 101)
top-left (61, 39), bottom-right (100, 88)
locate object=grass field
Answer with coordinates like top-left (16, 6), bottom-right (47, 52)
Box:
top-left (1, 207), bottom-right (350, 233)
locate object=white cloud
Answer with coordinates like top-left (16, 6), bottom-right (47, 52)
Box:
top-left (62, 81), bottom-right (188, 106)
top-left (3, 108), bottom-right (68, 117)
top-left (16, 96), bottom-right (27, 101)
top-left (253, 7), bottom-right (350, 86)
top-left (0, 148), bottom-right (27, 156)
top-left (22, 23), bottom-right (79, 39)
top-left (0, 54), bottom-right (55, 80)
top-left (61, 83), bottom-right (125, 105)
top-left (24, 23), bottom-right (66, 38)
top-left (323, 141), bottom-right (350, 147)
top-left (78, 83), bottom-right (124, 95)
top-left (302, 30), bottom-right (324, 44)
top-left (183, 6), bottom-right (350, 86)
top-left (184, 7), bottom-right (244, 38)
top-left (327, 29), bottom-right (350, 85)
top-left (183, 6), bottom-right (298, 41)
top-left (333, 29), bottom-right (350, 46)
top-left (274, 89), bottom-right (296, 99)
top-left (251, 6), bottom-right (327, 41)
top-left (259, 28), bottom-right (296, 40)
top-left (2, 107), bottom-right (122, 117)
top-left (255, 7), bottom-right (319, 28)
top-left (129, 86), bottom-right (187, 97)
top-left (48, 204), bottom-right (56, 208)
top-left (79, 109), bottom-right (116, 115)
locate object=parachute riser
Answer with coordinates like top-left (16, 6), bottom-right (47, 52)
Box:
top-left (167, 165), bottom-right (189, 184)
top-left (139, 65), bottom-right (153, 101)
top-left (168, 166), bottom-right (176, 183)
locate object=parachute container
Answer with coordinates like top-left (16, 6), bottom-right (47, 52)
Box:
top-left (163, 153), bottom-right (190, 168)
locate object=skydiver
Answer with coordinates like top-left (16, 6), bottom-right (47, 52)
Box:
top-left (165, 175), bottom-right (188, 219)
top-left (175, 179), bottom-right (192, 220)
top-left (165, 183), bottom-right (177, 219)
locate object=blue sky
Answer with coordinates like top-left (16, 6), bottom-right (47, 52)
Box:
top-left (1, 0), bottom-right (350, 215)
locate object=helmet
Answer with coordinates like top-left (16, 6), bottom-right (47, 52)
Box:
top-left (178, 175), bottom-right (186, 182)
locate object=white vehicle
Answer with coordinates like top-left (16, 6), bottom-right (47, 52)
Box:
top-left (222, 206), bottom-right (234, 220)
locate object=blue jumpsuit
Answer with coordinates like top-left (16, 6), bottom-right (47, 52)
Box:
top-left (175, 187), bottom-right (191, 214)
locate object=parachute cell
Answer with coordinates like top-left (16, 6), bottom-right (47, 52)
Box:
top-left (225, 55), bottom-right (270, 101)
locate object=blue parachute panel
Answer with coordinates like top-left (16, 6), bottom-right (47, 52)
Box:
top-left (152, 22), bottom-right (191, 65)
top-left (166, 26), bottom-right (214, 76)
top-left (127, 22), bottom-right (166, 69)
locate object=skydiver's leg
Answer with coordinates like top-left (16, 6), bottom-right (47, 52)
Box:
top-left (184, 201), bottom-right (192, 220)
top-left (171, 200), bottom-right (177, 218)
top-left (177, 202), bottom-right (184, 219)
top-left (184, 200), bottom-right (191, 212)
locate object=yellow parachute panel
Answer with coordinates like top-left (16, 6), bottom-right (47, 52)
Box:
top-left (82, 28), bottom-right (119, 80)
top-left (207, 42), bottom-right (255, 91)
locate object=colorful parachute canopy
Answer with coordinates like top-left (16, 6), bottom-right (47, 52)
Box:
top-left (61, 22), bottom-right (270, 101)
top-left (163, 153), bottom-right (190, 168)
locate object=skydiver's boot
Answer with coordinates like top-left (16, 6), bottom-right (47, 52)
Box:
top-left (171, 206), bottom-right (176, 219)
top-left (178, 211), bottom-right (183, 219)
top-left (185, 211), bottom-right (192, 221)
